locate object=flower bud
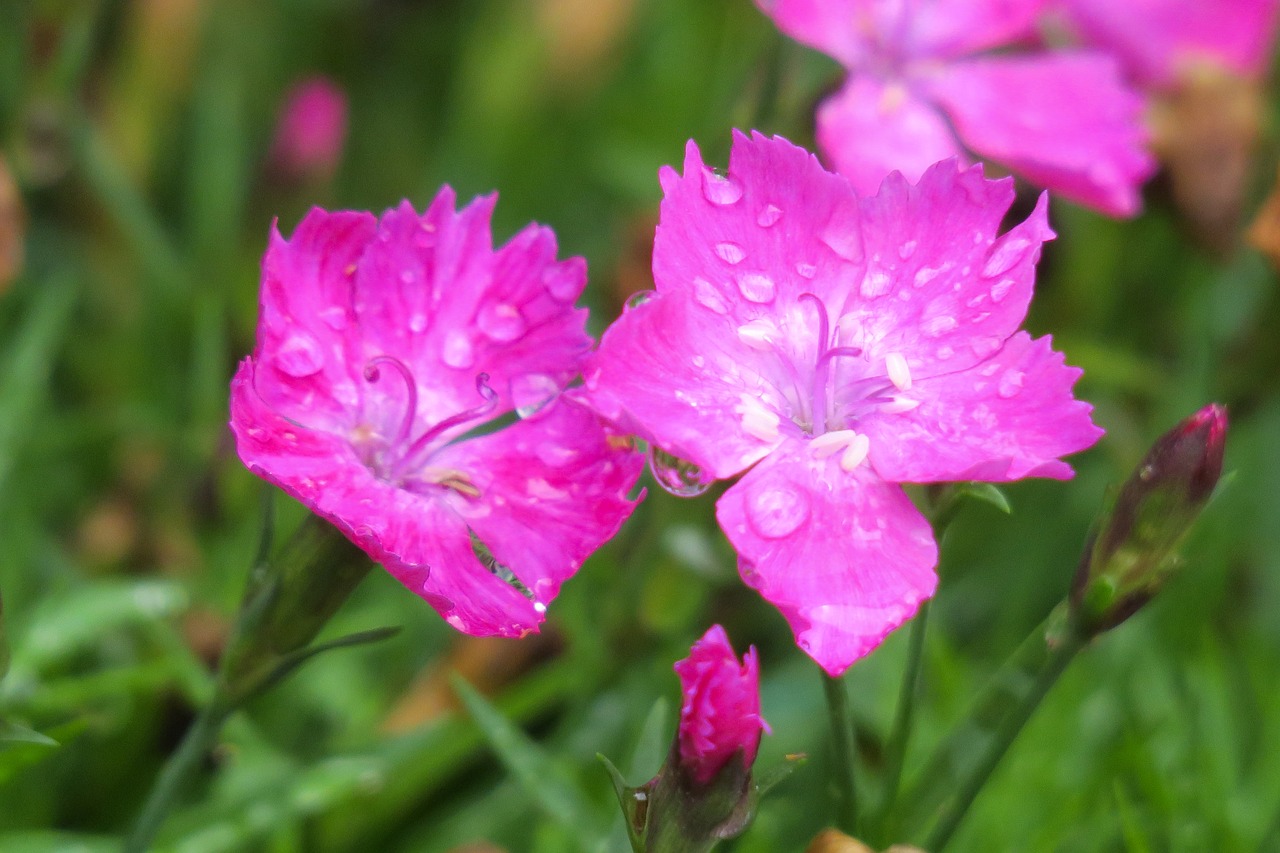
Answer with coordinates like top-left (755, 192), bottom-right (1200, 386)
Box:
top-left (606, 626), bottom-right (768, 852)
top-left (1072, 404), bottom-right (1227, 633)
top-left (267, 76), bottom-right (348, 183)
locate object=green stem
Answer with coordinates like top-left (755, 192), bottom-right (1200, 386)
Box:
top-left (124, 699), bottom-right (230, 853)
top-left (879, 599), bottom-right (930, 828)
top-left (923, 623), bottom-right (1088, 851)
top-left (822, 669), bottom-right (859, 835)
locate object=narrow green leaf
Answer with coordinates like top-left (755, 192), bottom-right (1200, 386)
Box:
top-left (247, 627), bottom-right (403, 702)
top-left (753, 753), bottom-right (806, 798)
top-left (0, 718), bottom-right (58, 747)
top-left (628, 697), bottom-right (670, 780)
top-left (453, 675), bottom-right (609, 850)
top-left (956, 482), bottom-right (1013, 515)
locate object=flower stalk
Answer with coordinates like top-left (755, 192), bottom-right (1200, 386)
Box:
top-left (822, 671), bottom-right (859, 836)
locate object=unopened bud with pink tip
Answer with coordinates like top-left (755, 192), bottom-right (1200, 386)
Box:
top-left (1072, 404), bottom-right (1228, 633)
top-left (267, 76), bottom-right (348, 183)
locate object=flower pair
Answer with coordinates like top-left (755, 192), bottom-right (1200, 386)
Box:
top-left (232, 129), bottom-right (1101, 675)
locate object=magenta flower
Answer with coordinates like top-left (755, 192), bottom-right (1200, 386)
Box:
top-left (230, 190), bottom-right (643, 637)
top-left (587, 132), bottom-right (1102, 675)
top-left (675, 625), bottom-right (767, 785)
top-left (1057, 0), bottom-right (1279, 88)
top-left (755, 0), bottom-right (1155, 216)
top-left (268, 76), bottom-right (348, 182)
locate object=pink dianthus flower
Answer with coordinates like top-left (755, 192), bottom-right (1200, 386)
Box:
top-left (675, 625), bottom-right (767, 785)
top-left (755, 0), bottom-right (1155, 216)
top-left (587, 132), bottom-right (1102, 675)
top-left (230, 189), bottom-right (643, 637)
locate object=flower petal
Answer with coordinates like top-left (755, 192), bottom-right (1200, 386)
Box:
top-left (753, 0), bottom-right (877, 67)
top-left (350, 191), bottom-right (591, 422)
top-left (431, 397), bottom-right (644, 622)
top-left (924, 53), bottom-right (1155, 217)
top-left (586, 289), bottom-right (789, 479)
top-left (716, 442), bottom-right (937, 676)
top-left (846, 165), bottom-right (1053, 377)
top-left (1062, 0), bottom-right (1280, 87)
top-left (908, 0), bottom-right (1049, 59)
top-left (862, 332), bottom-right (1103, 483)
top-left (816, 76), bottom-right (964, 197)
top-left (655, 132), bottom-right (866, 311)
top-left (254, 208), bottom-right (378, 432)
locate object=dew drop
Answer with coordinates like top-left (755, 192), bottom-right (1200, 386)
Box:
top-left (820, 217), bottom-right (863, 262)
top-left (275, 334), bottom-right (324, 377)
top-left (757, 204), bottom-right (783, 227)
top-left (477, 302), bottom-right (526, 342)
top-left (970, 336), bottom-right (1003, 358)
top-left (795, 262), bottom-right (817, 279)
top-left (922, 315), bottom-right (957, 337)
top-left (989, 277), bottom-right (1015, 303)
top-left (972, 229), bottom-right (985, 245)
top-left (898, 239), bottom-right (918, 259)
top-left (648, 446), bottom-right (714, 497)
top-left (694, 279), bottom-right (728, 314)
top-left (914, 265), bottom-right (946, 287)
top-left (983, 237), bottom-right (1029, 278)
top-left (860, 270), bottom-right (891, 298)
top-left (702, 169), bottom-right (743, 205)
top-left (543, 262), bottom-right (584, 302)
top-left (997, 369), bottom-right (1024, 399)
top-left (511, 373), bottom-right (561, 419)
top-left (715, 242), bottom-right (746, 265)
top-left (319, 306), bottom-right (349, 331)
top-left (691, 354), bottom-right (705, 368)
top-left (626, 290), bottom-right (656, 310)
top-left (442, 330), bottom-right (475, 369)
top-left (408, 312), bottom-right (427, 333)
top-left (1138, 464), bottom-right (1155, 481)
top-left (746, 480), bottom-right (811, 539)
top-left (936, 345), bottom-right (954, 360)
top-left (737, 272), bottom-right (776, 303)
top-left (966, 293), bottom-right (986, 308)
top-left (399, 269), bottom-right (416, 285)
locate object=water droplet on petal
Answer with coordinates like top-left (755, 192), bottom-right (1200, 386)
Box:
top-left (983, 237), bottom-right (1029, 277)
top-left (702, 169), bottom-right (743, 205)
top-left (970, 336), bottom-right (1003, 358)
top-left (442, 330), bottom-right (475, 368)
top-left (408, 312), bottom-right (427, 333)
top-left (477, 302), bottom-right (526, 342)
top-left (898, 239), bottom-right (918, 259)
top-left (997, 369), bottom-right (1024, 399)
top-left (746, 480), bottom-right (811, 539)
top-left (400, 269), bottom-right (416, 285)
top-left (319, 306), bottom-right (348, 331)
top-left (757, 204), bottom-right (782, 227)
top-left (989, 277), bottom-right (1015, 303)
top-left (626, 290), bottom-right (656, 310)
top-left (275, 334), bottom-right (325, 377)
top-left (795, 262), bottom-right (817, 279)
top-left (715, 242), bottom-right (746, 264)
top-left (648, 446), bottom-right (714, 497)
top-left (693, 279), bottom-right (729, 314)
top-left (936, 345), bottom-right (954, 360)
top-left (691, 354), bottom-right (705, 368)
top-left (543, 262), bottom-right (584, 302)
top-left (737, 273), bottom-right (776, 303)
top-left (914, 265), bottom-right (944, 287)
top-left (860, 271), bottom-right (891, 298)
top-left (923, 315), bottom-right (957, 337)
top-left (511, 373), bottom-right (561, 418)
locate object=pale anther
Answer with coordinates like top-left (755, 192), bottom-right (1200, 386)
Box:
top-left (811, 429), bottom-right (859, 458)
top-left (839, 433), bottom-right (871, 472)
top-left (886, 352), bottom-right (912, 391)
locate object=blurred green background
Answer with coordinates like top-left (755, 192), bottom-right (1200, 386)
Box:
top-left (2, 1), bottom-right (1279, 850)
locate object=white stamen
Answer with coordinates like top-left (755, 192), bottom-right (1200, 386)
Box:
top-left (840, 433), bottom-right (871, 472)
top-left (736, 396), bottom-right (780, 442)
top-left (811, 429), bottom-right (859, 458)
top-left (886, 352), bottom-right (912, 391)
top-left (736, 319), bottom-right (776, 351)
top-left (880, 396), bottom-right (921, 414)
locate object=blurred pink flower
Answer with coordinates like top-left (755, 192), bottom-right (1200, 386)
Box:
top-left (269, 76), bottom-right (348, 181)
top-left (675, 625), bottom-right (767, 785)
top-left (1057, 0), bottom-right (1279, 88)
top-left (755, 0), bottom-right (1155, 216)
top-left (587, 132), bottom-right (1102, 675)
top-left (231, 189), bottom-right (643, 637)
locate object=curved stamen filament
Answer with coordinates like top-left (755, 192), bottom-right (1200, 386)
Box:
top-left (364, 356), bottom-right (418, 447)
top-left (392, 373), bottom-right (498, 479)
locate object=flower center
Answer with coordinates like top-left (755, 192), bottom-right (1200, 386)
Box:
top-left (354, 355), bottom-right (497, 492)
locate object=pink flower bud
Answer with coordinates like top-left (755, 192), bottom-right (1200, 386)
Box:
top-left (268, 76), bottom-right (348, 182)
top-left (674, 625), bottom-right (767, 785)
top-left (1072, 404), bottom-right (1228, 632)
